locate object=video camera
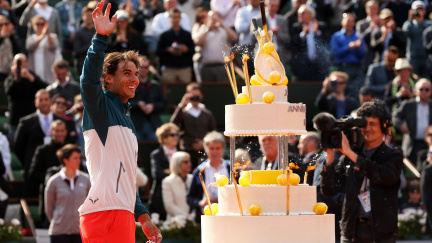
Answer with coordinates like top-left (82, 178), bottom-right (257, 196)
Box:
top-left (313, 112), bottom-right (367, 149)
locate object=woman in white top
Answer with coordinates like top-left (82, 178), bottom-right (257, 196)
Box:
top-left (26, 15), bottom-right (60, 84)
top-left (162, 151), bottom-right (192, 219)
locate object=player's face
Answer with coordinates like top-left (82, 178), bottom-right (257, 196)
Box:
top-left (64, 151), bottom-right (81, 172)
top-left (108, 61), bottom-right (139, 103)
top-left (205, 141), bottom-right (225, 162)
top-left (361, 116), bottom-right (384, 144)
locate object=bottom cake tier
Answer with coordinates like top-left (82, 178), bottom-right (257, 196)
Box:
top-left (201, 214), bottom-right (335, 243)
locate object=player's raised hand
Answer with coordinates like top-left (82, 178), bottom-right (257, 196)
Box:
top-left (92, 1), bottom-right (117, 36)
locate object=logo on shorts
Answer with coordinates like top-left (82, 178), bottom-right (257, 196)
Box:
top-left (89, 197), bottom-right (99, 205)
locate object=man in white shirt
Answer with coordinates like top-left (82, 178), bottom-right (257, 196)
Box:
top-left (211, 0), bottom-right (243, 29)
top-left (151, 0), bottom-right (191, 38)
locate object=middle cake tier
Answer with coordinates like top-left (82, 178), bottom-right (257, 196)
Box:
top-left (218, 185), bottom-right (316, 215)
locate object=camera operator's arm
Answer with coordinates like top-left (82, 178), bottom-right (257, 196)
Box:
top-left (320, 149), bottom-right (347, 196)
top-left (338, 133), bottom-right (358, 163)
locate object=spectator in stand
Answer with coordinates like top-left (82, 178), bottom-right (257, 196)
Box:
top-left (191, 7), bottom-right (208, 83)
top-left (289, 4), bottom-right (329, 81)
top-left (421, 149), bottom-right (432, 235)
top-left (187, 131), bottom-right (229, 224)
top-left (138, 0), bottom-right (164, 54)
top-left (28, 120), bottom-right (67, 227)
top-left (193, 10), bottom-right (238, 82)
top-left (417, 125), bottom-right (432, 173)
top-left (400, 180), bottom-right (422, 212)
top-left (162, 151), bottom-right (192, 220)
top-left (46, 60), bottom-right (80, 106)
top-left (45, 144), bottom-right (91, 243)
top-left (50, 94), bottom-right (78, 142)
top-left (129, 56), bottom-right (166, 142)
top-left (152, 0), bottom-right (191, 39)
top-left (350, 86), bottom-right (376, 118)
top-left (355, 0), bottom-right (381, 71)
top-left (402, 0), bottom-right (432, 78)
top-left (170, 83), bottom-right (217, 168)
top-left (66, 94), bottom-right (84, 157)
top-left (330, 13), bottom-right (366, 98)
top-left (19, 0), bottom-right (62, 45)
top-left (107, 10), bottom-right (148, 56)
top-left (380, 0), bottom-right (410, 28)
top-left (251, 136), bottom-right (279, 170)
top-left (156, 8), bottom-right (195, 83)
top-left (149, 123), bottom-right (180, 221)
top-left (73, 6), bottom-right (95, 76)
top-left (0, 0), bottom-right (18, 26)
top-left (371, 8), bottom-right (406, 59)
top-left (364, 45), bottom-right (399, 100)
top-left (14, 89), bottom-right (75, 197)
top-left (4, 53), bottom-right (47, 141)
top-left (293, 132), bottom-right (320, 185)
top-left (0, 15), bottom-right (21, 82)
top-left (252, 0), bottom-right (290, 66)
top-left (235, 0), bottom-right (260, 47)
top-left (315, 71), bottom-right (358, 119)
top-left (393, 78), bottom-right (432, 167)
top-left (0, 150), bottom-right (10, 219)
top-left (210, 0), bottom-right (242, 30)
top-left (177, 0), bottom-right (202, 29)
top-left (384, 58), bottom-right (417, 112)
top-left (26, 15), bottom-right (61, 84)
top-left (0, 132), bottom-right (11, 180)
top-left (55, 0), bottom-right (82, 51)
top-left (284, 0), bottom-right (306, 35)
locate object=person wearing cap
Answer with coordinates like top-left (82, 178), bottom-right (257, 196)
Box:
top-left (402, 0), bottom-right (432, 78)
top-left (371, 8), bottom-right (406, 59)
top-left (384, 57), bottom-right (418, 112)
top-left (106, 9), bottom-right (148, 55)
top-left (393, 78), bottom-right (432, 166)
top-left (365, 45), bottom-right (399, 100)
top-left (380, 0), bottom-right (410, 28)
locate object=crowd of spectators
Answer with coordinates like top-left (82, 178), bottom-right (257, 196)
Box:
top-left (2, 0), bottom-right (432, 240)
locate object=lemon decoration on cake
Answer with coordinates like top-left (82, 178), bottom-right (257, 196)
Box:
top-left (262, 91), bottom-right (275, 104)
top-left (276, 174), bottom-right (287, 186)
top-left (236, 93), bottom-right (249, 104)
top-left (204, 204), bottom-right (218, 215)
top-left (250, 204), bottom-right (261, 216)
top-left (239, 174), bottom-right (250, 187)
top-left (313, 202), bottom-right (328, 215)
top-left (289, 173), bottom-right (300, 186)
top-left (215, 173), bottom-right (228, 187)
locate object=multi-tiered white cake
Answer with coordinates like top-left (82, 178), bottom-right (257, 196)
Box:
top-left (200, 13), bottom-right (334, 242)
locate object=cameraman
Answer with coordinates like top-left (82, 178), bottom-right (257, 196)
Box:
top-left (402, 0), bottom-right (432, 78)
top-left (315, 71), bottom-right (358, 119)
top-left (320, 100), bottom-right (403, 242)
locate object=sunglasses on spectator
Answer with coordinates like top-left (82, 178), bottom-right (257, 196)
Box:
top-left (54, 101), bottom-right (68, 106)
top-left (428, 134), bottom-right (432, 137)
top-left (165, 133), bottom-right (178, 137)
top-left (36, 22), bottom-right (45, 26)
top-left (0, 23), bottom-right (9, 27)
top-left (420, 88), bottom-right (430, 92)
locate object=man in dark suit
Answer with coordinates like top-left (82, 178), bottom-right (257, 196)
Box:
top-left (28, 119), bottom-right (66, 227)
top-left (364, 45), bottom-right (399, 100)
top-left (4, 53), bottom-right (47, 141)
top-left (13, 89), bottom-right (74, 197)
top-left (371, 8), bottom-right (406, 59)
top-left (129, 56), bottom-right (167, 142)
top-left (251, 0), bottom-right (290, 66)
top-left (284, 0), bottom-right (306, 35)
top-left (293, 132), bottom-right (320, 185)
top-left (393, 78), bottom-right (432, 166)
top-left (290, 4), bottom-right (329, 81)
top-left (356, 0), bottom-right (381, 71)
top-left (45, 60), bottom-right (81, 106)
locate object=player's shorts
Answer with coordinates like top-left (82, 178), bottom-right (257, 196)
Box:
top-left (80, 210), bottom-right (135, 243)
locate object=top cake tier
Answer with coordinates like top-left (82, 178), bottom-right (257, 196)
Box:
top-left (224, 86), bottom-right (307, 136)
